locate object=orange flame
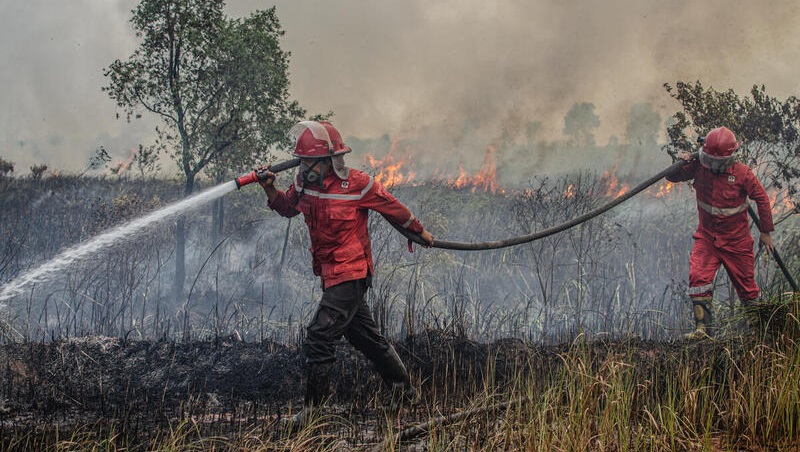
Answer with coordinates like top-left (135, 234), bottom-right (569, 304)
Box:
top-left (364, 140), bottom-right (416, 187)
top-left (364, 145), bottom-right (500, 193)
top-left (452, 165), bottom-right (469, 189)
top-left (653, 181), bottom-right (675, 198)
top-left (600, 166), bottom-right (629, 198)
top-left (767, 188), bottom-right (797, 215)
top-left (109, 147), bottom-right (137, 175)
top-left (470, 146), bottom-right (498, 193)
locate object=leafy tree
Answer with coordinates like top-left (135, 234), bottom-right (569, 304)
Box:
top-left (86, 146), bottom-right (112, 175)
top-left (29, 164), bottom-right (48, 180)
top-left (133, 144), bottom-right (161, 179)
top-left (103, 0), bottom-right (305, 304)
top-left (0, 157), bottom-right (13, 178)
top-left (563, 102), bottom-right (600, 148)
top-left (625, 102), bottom-right (660, 148)
top-left (663, 81), bottom-right (800, 212)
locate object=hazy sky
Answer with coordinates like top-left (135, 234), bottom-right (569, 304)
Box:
top-left (2, 0), bottom-right (799, 175)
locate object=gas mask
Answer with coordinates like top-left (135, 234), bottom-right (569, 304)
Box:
top-left (300, 158), bottom-right (327, 187)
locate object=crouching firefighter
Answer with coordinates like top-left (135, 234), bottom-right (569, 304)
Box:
top-left (256, 121), bottom-right (435, 429)
top-left (667, 126), bottom-right (775, 339)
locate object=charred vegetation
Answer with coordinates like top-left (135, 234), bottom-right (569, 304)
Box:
top-left (0, 168), bottom-right (798, 450)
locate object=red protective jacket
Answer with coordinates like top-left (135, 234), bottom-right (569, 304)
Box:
top-left (268, 169), bottom-right (424, 289)
top-left (666, 160), bottom-right (774, 246)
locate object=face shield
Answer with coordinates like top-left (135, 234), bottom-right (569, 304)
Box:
top-left (699, 148), bottom-right (736, 174)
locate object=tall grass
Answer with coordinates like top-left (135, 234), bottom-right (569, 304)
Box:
top-left (5, 297), bottom-right (795, 451)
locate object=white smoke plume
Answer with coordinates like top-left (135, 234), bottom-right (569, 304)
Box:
top-left (2, 0), bottom-right (799, 177)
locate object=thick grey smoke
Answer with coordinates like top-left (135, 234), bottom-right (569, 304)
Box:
top-left (2, 0), bottom-right (799, 176)
top-left (0, 1), bottom-right (146, 173)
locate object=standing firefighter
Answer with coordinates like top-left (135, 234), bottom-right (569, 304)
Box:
top-left (257, 121), bottom-right (434, 428)
top-left (668, 126), bottom-right (775, 339)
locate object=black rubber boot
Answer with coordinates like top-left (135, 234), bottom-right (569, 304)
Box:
top-left (374, 347), bottom-right (418, 410)
top-left (305, 362), bottom-right (332, 407)
top-left (282, 362), bottom-right (332, 432)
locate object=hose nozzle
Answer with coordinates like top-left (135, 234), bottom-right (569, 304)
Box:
top-left (234, 170), bottom-right (265, 190)
top-left (233, 158), bottom-right (302, 190)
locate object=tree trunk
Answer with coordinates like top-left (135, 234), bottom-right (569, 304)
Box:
top-left (174, 174), bottom-right (195, 309)
top-left (211, 172), bottom-right (227, 244)
top-left (174, 216), bottom-right (186, 304)
top-left (211, 197), bottom-right (224, 244)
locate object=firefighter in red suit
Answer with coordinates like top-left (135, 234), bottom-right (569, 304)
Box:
top-left (257, 121), bottom-right (434, 428)
top-left (667, 126), bottom-right (774, 339)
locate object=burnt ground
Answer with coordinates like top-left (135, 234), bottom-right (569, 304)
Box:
top-left (0, 330), bottom-right (747, 448)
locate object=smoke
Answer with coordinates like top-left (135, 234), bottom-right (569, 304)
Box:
top-left (0, 0), bottom-right (154, 174)
top-left (2, 0), bottom-right (799, 175)
top-left (246, 1), bottom-right (799, 140)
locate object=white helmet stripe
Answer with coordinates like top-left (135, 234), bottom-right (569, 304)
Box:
top-left (289, 121), bottom-right (332, 148)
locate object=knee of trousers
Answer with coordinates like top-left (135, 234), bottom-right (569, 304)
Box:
top-left (303, 333), bottom-right (337, 364)
top-left (303, 305), bottom-right (347, 364)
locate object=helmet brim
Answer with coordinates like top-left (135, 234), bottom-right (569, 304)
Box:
top-left (292, 147), bottom-right (351, 159)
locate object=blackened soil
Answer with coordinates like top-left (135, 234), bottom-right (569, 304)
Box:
top-left (0, 329), bottom-right (742, 447)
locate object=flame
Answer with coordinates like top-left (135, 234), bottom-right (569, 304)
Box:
top-left (767, 188), bottom-right (797, 215)
top-left (600, 166), bottom-right (629, 198)
top-left (470, 146), bottom-right (498, 193)
top-left (364, 141), bottom-right (416, 187)
top-left (452, 165), bottom-right (469, 189)
top-left (364, 145), bottom-right (500, 193)
top-left (443, 146), bottom-right (499, 193)
top-left (653, 181), bottom-right (675, 198)
top-left (110, 147), bottom-right (137, 175)
top-left (363, 145), bottom-right (707, 203)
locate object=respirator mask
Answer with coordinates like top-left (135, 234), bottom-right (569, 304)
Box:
top-left (300, 158), bottom-right (327, 187)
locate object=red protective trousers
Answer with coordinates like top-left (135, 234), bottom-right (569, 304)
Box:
top-left (688, 231), bottom-right (758, 301)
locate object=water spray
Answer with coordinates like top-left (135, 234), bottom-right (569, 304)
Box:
top-left (0, 182), bottom-right (239, 303)
top-left (0, 158), bottom-right (302, 303)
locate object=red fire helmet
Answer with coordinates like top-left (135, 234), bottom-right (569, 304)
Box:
top-left (699, 126), bottom-right (739, 173)
top-left (702, 126), bottom-right (739, 157)
top-left (290, 121), bottom-right (351, 159)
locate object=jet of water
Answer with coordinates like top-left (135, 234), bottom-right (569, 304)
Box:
top-left (0, 181), bottom-right (239, 304)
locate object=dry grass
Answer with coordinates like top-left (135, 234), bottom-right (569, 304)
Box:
top-left (2, 296), bottom-right (798, 451)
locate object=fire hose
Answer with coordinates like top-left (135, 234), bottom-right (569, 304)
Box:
top-left (234, 155), bottom-right (797, 446)
top-left (748, 205), bottom-right (799, 291)
top-left (234, 154), bottom-right (797, 290)
top-left (235, 157), bottom-right (684, 249)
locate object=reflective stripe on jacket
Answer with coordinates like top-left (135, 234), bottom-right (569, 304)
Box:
top-left (696, 200), bottom-right (748, 217)
top-left (666, 160), bottom-right (774, 247)
top-left (268, 169), bottom-right (424, 289)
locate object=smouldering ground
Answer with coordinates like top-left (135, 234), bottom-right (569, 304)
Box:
top-left (0, 304), bottom-right (798, 451)
top-left (0, 331), bottom-right (683, 445)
